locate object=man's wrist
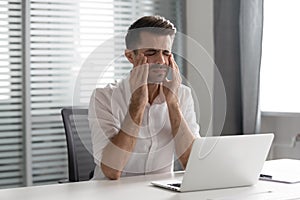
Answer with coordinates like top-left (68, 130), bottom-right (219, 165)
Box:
top-left (120, 100), bottom-right (146, 137)
top-left (121, 114), bottom-right (141, 137)
top-left (166, 98), bottom-right (179, 109)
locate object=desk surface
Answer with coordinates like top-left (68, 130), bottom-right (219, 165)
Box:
top-left (1, 171), bottom-right (300, 200)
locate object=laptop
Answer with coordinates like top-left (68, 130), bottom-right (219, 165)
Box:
top-left (151, 133), bottom-right (274, 192)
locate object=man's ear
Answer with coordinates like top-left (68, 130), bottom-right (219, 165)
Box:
top-left (124, 49), bottom-right (135, 64)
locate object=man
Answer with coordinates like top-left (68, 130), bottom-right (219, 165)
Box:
top-left (89, 15), bottom-right (200, 180)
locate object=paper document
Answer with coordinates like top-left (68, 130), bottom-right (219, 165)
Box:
top-left (260, 159), bottom-right (300, 183)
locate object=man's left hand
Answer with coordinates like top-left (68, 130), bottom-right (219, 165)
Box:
top-left (162, 54), bottom-right (182, 104)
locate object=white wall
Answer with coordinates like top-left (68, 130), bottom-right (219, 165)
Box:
top-left (261, 114), bottom-right (300, 159)
top-left (186, 0), bottom-right (214, 136)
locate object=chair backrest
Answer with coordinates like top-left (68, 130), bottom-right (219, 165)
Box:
top-left (61, 107), bottom-right (95, 182)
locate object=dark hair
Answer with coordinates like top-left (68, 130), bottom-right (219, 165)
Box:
top-left (125, 15), bottom-right (176, 50)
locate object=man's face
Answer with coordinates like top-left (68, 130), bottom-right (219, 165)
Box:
top-left (134, 31), bottom-right (173, 83)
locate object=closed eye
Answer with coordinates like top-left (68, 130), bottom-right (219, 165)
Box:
top-left (163, 50), bottom-right (171, 56)
top-left (144, 49), bottom-right (157, 56)
top-left (144, 49), bottom-right (171, 57)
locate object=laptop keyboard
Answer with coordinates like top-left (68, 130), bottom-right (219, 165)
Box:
top-left (168, 183), bottom-right (181, 188)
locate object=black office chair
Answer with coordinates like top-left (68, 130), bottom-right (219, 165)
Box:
top-left (61, 107), bottom-right (95, 182)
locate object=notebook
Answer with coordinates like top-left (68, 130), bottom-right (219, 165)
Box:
top-left (260, 159), bottom-right (300, 183)
top-left (151, 133), bottom-right (274, 192)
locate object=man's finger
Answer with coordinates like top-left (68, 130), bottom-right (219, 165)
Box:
top-left (168, 54), bottom-right (174, 69)
top-left (133, 52), bottom-right (140, 67)
top-left (136, 53), bottom-right (146, 67)
top-left (169, 54), bottom-right (179, 72)
top-left (131, 56), bottom-right (148, 86)
top-left (141, 56), bottom-right (148, 82)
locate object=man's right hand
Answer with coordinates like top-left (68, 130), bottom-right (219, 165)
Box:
top-left (101, 53), bottom-right (149, 179)
top-left (129, 53), bottom-right (149, 107)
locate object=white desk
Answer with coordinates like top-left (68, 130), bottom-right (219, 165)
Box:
top-left (1, 171), bottom-right (300, 200)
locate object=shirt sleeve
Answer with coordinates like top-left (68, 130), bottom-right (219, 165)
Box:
top-left (179, 86), bottom-right (201, 137)
top-left (88, 88), bottom-right (120, 167)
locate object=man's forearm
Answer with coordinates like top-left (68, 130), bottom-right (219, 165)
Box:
top-left (101, 128), bottom-right (136, 180)
top-left (101, 102), bottom-right (146, 179)
top-left (167, 101), bottom-right (195, 169)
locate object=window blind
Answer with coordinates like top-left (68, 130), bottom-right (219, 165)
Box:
top-left (0, 0), bottom-right (24, 188)
top-left (0, 0), bottom-right (184, 188)
top-left (29, 0), bottom-right (78, 184)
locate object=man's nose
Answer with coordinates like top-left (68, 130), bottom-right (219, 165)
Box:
top-left (155, 51), bottom-right (165, 65)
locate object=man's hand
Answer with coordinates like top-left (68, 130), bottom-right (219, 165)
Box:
top-left (162, 55), bottom-right (195, 170)
top-left (163, 54), bottom-right (182, 104)
top-left (101, 53), bottom-right (150, 179)
top-left (130, 53), bottom-right (149, 107)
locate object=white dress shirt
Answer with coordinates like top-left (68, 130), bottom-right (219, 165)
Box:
top-left (88, 76), bottom-right (200, 179)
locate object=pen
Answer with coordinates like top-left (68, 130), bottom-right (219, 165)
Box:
top-left (260, 174), bottom-right (272, 179)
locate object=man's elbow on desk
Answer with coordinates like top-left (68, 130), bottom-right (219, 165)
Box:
top-left (101, 163), bottom-right (122, 180)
